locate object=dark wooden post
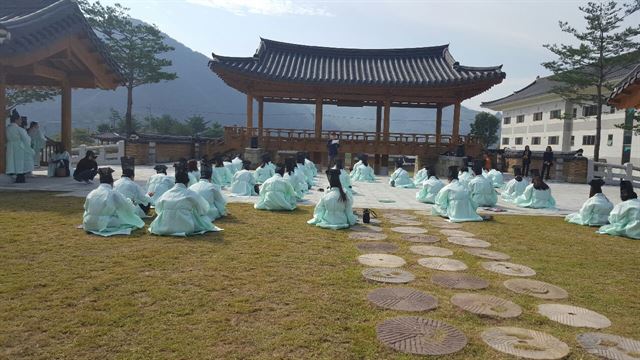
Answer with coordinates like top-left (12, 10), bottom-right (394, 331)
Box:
top-left (257, 96), bottom-right (264, 138)
top-left (61, 79), bottom-right (72, 153)
top-left (452, 101), bottom-right (461, 144)
top-left (374, 104), bottom-right (382, 173)
top-left (315, 97), bottom-right (324, 166)
top-left (246, 94), bottom-right (254, 130)
top-left (436, 106), bottom-right (443, 144)
top-left (381, 99), bottom-right (391, 175)
top-left (0, 71), bottom-right (5, 174)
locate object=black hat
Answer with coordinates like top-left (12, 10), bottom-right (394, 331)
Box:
top-left (448, 166), bottom-right (459, 179)
top-left (395, 158), bottom-right (404, 167)
top-left (242, 160), bottom-right (251, 170)
top-left (98, 167), bottom-right (115, 183)
top-left (335, 159), bottom-right (344, 170)
top-left (122, 168), bottom-right (134, 177)
top-left (360, 154), bottom-right (369, 161)
top-left (154, 164), bottom-right (168, 173)
top-left (10, 109), bottom-right (20, 122)
top-left (200, 163), bottom-right (212, 179)
top-left (261, 153), bottom-right (271, 162)
top-left (620, 180), bottom-right (638, 201)
top-left (589, 178), bottom-right (604, 194)
top-left (173, 161), bottom-right (187, 173)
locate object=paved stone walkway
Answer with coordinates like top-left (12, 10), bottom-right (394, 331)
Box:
top-left (0, 165), bottom-right (624, 216)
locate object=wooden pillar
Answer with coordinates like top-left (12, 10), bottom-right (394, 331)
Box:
top-left (380, 100), bottom-right (391, 175)
top-left (0, 71), bottom-right (6, 174)
top-left (246, 94), bottom-right (254, 130)
top-left (452, 101), bottom-right (461, 144)
top-left (374, 104), bottom-right (382, 173)
top-left (257, 96), bottom-right (264, 138)
top-left (314, 98), bottom-right (323, 166)
top-left (61, 79), bottom-right (72, 152)
top-left (435, 106), bottom-right (443, 144)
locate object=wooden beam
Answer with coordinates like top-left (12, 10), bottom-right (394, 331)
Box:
top-left (32, 63), bottom-right (66, 80)
top-left (61, 79), bottom-right (72, 152)
top-left (246, 94), bottom-right (254, 129)
top-left (452, 102), bottom-right (461, 144)
top-left (71, 40), bottom-right (119, 89)
top-left (0, 71), bottom-right (6, 174)
top-left (315, 97), bottom-right (323, 139)
top-left (383, 99), bottom-right (391, 141)
top-left (375, 104), bottom-right (382, 141)
top-left (436, 106), bottom-right (443, 144)
top-left (257, 96), bottom-right (264, 137)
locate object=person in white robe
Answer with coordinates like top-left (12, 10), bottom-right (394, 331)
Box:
top-left (189, 164), bottom-right (227, 220)
top-left (416, 168), bottom-right (445, 204)
top-left (514, 172), bottom-right (556, 209)
top-left (296, 152), bottom-right (314, 188)
top-left (597, 181), bottom-right (640, 239)
top-left (389, 159), bottom-right (415, 188)
top-left (284, 158), bottom-right (306, 200)
top-left (304, 156), bottom-right (318, 177)
top-left (255, 165), bottom-right (297, 211)
top-left (351, 155), bottom-right (376, 182)
top-left (468, 165), bottom-right (498, 207)
top-left (501, 167), bottom-right (529, 202)
top-left (458, 167), bottom-right (473, 189)
top-left (18, 116), bottom-right (35, 174)
top-left (27, 121), bottom-right (46, 167)
top-left (487, 169), bottom-right (505, 188)
top-left (230, 161), bottom-right (258, 196)
top-left (413, 165), bottom-right (429, 187)
top-left (213, 156), bottom-right (233, 186)
top-left (334, 159), bottom-right (353, 195)
top-left (186, 159), bottom-right (200, 187)
top-left (5, 110), bottom-right (32, 183)
top-left (254, 154), bottom-right (275, 184)
top-left (432, 166), bottom-right (483, 222)
top-left (565, 178), bottom-right (613, 226)
top-left (308, 169), bottom-right (357, 229)
top-left (231, 155), bottom-right (243, 173)
top-left (350, 159), bottom-right (363, 179)
top-left (113, 168), bottom-right (152, 218)
top-left (147, 165), bottom-right (175, 205)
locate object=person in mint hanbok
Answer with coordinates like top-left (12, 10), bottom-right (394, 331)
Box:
top-left (189, 163), bottom-right (227, 220)
top-left (149, 164), bottom-right (221, 236)
top-left (254, 155), bottom-right (275, 184)
top-left (284, 158), bottom-right (306, 200)
top-left (432, 166), bottom-right (482, 222)
top-left (468, 165), bottom-right (498, 207)
top-left (334, 159), bottom-right (353, 195)
top-left (19, 116), bottom-right (35, 175)
top-left (113, 168), bottom-right (152, 218)
top-left (213, 156), bottom-right (233, 186)
top-left (230, 161), bottom-right (258, 196)
top-left (514, 171), bottom-right (556, 209)
top-left (231, 155), bottom-right (243, 173)
top-left (82, 168), bottom-right (144, 236)
top-left (501, 167), bottom-right (529, 202)
top-left (416, 168), bottom-right (444, 204)
top-left (351, 155), bottom-right (376, 182)
top-left (296, 152), bottom-right (314, 189)
top-left (255, 165), bottom-right (297, 211)
top-left (389, 159), bottom-right (415, 188)
top-left (186, 159), bottom-right (200, 187)
top-left (565, 178), bottom-right (613, 226)
top-left (147, 165), bottom-right (175, 205)
top-left (304, 155), bottom-right (318, 178)
top-left (27, 121), bottom-right (46, 167)
top-left (350, 159), bottom-right (363, 179)
top-left (413, 165), bottom-right (429, 187)
top-left (458, 167), bottom-right (473, 189)
top-left (597, 181), bottom-right (640, 239)
top-left (5, 110), bottom-right (32, 183)
top-left (308, 169), bottom-right (357, 230)
top-left (487, 169), bottom-right (505, 188)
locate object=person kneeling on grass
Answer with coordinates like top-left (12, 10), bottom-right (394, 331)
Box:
top-left (189, 163), bottom-right (227, 220)
top-left (597, 180), bottom-right (640, 240)
top-left (432, 166), bottom-right (482, 223)
top-left (147, 165), bottom-right (174, 205)
top-left (254, 164), bottom-right (297, 211)
top-left (565, 178), bottom-right (613, 227)
top-left (487, 168), bottom-right (505, 188)
top-left (149, 163), bottom-right (221, 236)
top-left (501, 167), bottom-right (529, 203)
top-left (416, 167), bottom-right (444, 204)
top-left (82, 167), bottom-right (144, 237)
top-left (254, 154), bottom-right (275, 184)
top-left (334, 159), bottom-right (353, 195)
top-left (114, 168), bottom-right (152, 218)
top-left (514, 171), bottom-right (556, 209)
top-left (308, 169), bottom-right (357, 229)
top-left (389, 158), bottom-right (415, 188)
top-left (468, 165), bottom-right (498, 207)
top-left (213, 156), bottom-right (233, 187)
top-left (230, 160), bottom-right (258, 196)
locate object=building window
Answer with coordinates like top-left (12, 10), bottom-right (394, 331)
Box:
top-left (516, 115), bottom-right (525, 123)
top-left (607, 134), bottom-right (613, 146)
top-left (548, 136), bottom-right (559, 145)
top-left (609, 106), bottom-right (616, 114)
top-left (503, 117), bottom-right (511, 125)
top-left (532, 137), bottom-right (541, 145)
top-left (533, 112), bottom-right (543, 121)
top-left (502, 137), bottom-right (510, 145)
top-left (583, 105), bottom-right (598, 117)
top-left (550, 109), bottom-right (562, 119)
top-left (570, 136), bottom-right (575, 146)
top-left (515, 137), bottom-right (523, 145)
top-left (572, 108), bottom-right (578, 118)
top-left (583, 135), bottom-right (596, 145)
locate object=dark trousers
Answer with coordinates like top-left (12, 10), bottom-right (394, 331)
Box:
top-left (139, 203), bottom-right (151, 215)
top-left (541, 163), bottom-right (552, 180)
top-left (74, 169), bottom-right (97, 182)
top-left (522, 161), bottom-right (530, 177)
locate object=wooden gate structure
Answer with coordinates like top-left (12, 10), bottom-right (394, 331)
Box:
top-left (210, 39), bottom-right (505, 171)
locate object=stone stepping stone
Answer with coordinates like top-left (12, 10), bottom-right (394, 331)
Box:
top-left (389, 219), bottom-right (423, 226)
top-left (430, 222), bottom-right (463, 229)
top-left (577, 332), bottom-right (640, 360)
top-left (349, 232), bottom-right (388, 241)
top-left (464, 248), bottom-right (510, 260)
top-left (358, 218), bottom-right (381, 225)
top-left (391, 226), bottom-right (427, 234)
top-left (356, 242), bottom-right (398, 253)
top-left (481, 327), bottom-right (570, 360)
top-left (377, 317), bottom-right (468, 356)
top-left (451, 293), bottom-right (522, 318)
top-left (350, 224), bottom-right (383, 233)
top-left (418, 257), bottom-right (468, 271)
top-left (413, 210), bottom-right (432, 216)
top-left (440, 229), bottom-right (475, 237)
top-left (503, 279), bottom-right (568, 300)
top-left (401, 234), bottom-right (438, 243)
top-left (362, 268), bottom-right (415, 284)
top-left (410, 245), bottom-right (453, 257)
top-left (448, 237), bottom-right (491, 248)
top-left (431, 273), bottom-right (489, 290)
top-left (367, 287), bottom-right (438, 312)
top-left (538, 304), bottom-right (611, 329)
top-left (383, 212), bottom-right (417, 220)
top-left (482, 261), bottom-right (536, 277)
top-left (358, 254), bottom-right (406, 268)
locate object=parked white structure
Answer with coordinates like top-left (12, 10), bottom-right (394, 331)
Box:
top-left (482, 71), bottom-right (639, 166)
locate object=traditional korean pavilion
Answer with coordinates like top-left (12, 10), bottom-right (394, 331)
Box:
top-left (610, 64), bottom-right (640, 109)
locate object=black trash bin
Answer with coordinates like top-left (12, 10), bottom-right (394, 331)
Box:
top-left (250, 136), bottom-right (259, 149)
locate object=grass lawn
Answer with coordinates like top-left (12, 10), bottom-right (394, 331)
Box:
top-left (1, 192), bottom-right (639, 359)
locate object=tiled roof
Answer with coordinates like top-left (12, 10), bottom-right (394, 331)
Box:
top-left (210, 38), bottom-right (505, 87)
top-left (610, 64), bottom-right (640, 103)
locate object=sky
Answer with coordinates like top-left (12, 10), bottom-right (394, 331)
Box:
top-left (99, 0), bottom-right (639, 111)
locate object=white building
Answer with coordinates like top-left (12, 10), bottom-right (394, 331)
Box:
top-left (482, 72), bottom-right (639, 166)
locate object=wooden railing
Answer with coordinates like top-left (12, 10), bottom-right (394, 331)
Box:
top-left (41, 138), bottom-right (61, 166)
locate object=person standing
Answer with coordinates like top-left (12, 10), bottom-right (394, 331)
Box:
top-left (541, 146), bottom-right (554, 180)
top-left (327, 132), bottom-right (340, 167)
top-left (18, 116), bottom-right (35, 175)
top-left (27, 121), bottom-right (46, 168)
top-left (522, 145), bottom-right (532, 177)
top-left (6, 110), bottom-right (31, 183)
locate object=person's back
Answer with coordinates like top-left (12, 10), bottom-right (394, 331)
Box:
top-left (147, 173), bottom-right (174, 204)
top-left (150, 183), bottom-right (219, 236)
top-left (566, 193), bottom-right (613, 226)
top-left (502, 177), bottom-right (529, 202)
top-left (255, 173), bottom-right (297, 211)
top-left (432, 173), bottom-right (482, 223)
top-left (515, 183), bottom-right (556, 209)
top-left (230, 167), bottom-right (257, 196)
top-left (598, 182), bottom-right (640, 239)
top-left (458, 170), bottom-right (473, 189)
top-left (213, 165), bottom-right (233, 185)
top-left (308, 169), bottom-right (357, 229)
top-left (390, 165), bottom-right (415, 188)
top-left (190, 179), bottom-right (227, 220)
top-left (488, 169), bottom-right (504, 188)
top-left (417, 176), bottom-right (444, 204)
top-left (74, 155), bottom-right (98, 183)
top-left (254, 165), bottom-right (274, 184)
top-left (6, 122), bottom-right (26, 175)
top-left (414, 168), bottom-right (429, 186)
top-left (468, 171), bottom-right (497, 207)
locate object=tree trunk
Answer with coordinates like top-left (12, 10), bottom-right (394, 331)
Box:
top-left (125, 84), bottom-right (133, 135)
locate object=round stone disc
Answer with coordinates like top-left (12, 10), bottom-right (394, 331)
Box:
top-left (351, 224), bottom-right (383, 233)
top-left (464, 248), bottom-right (510, 260)
top-left (391, 226), bottom-right (427, 234)
top-left (356, 242), bottom-right (398, 253)
top-left (414, 210), bottom-right (432, 216)
top-left (349, 232), bottom-right (388, 241)
top-left (377, 317), bottom-right (468, 355)
top-left (401, 234), bottom-right (438, 243)
top-left (410, 245), bottom-right (453, 257)
top-left (363, 268), bottom-right (415, 284)
top-left (383, 212), bottom-right (417, 220)
top-left (418, 257), bottom-right (468, 271)
top-left (481, 327), bottom-right (570, 359)
top-left (482, 261), bottom-right (536, 277)
top-left (358, 254), bottom-right (406, 268)
top-left (440, 229), bottom-right (475, 237)
top-left (432, 273), bottom-right (489, 290)
top-left (538, 304), bottom-right (611, 329)
top-left (390, 219), bottom-right (423, 226)
top-left (577, 332), bottom-right (640, 360)
top-left (451, 293), bottom-right (522, 318)
top-left (430, 222), bottom-right (463, 229)
top-left (448, 237), bottom-right (491, 248)
top-left (503, 279), bottom-right (568, 300)
top-left (367, 287), bottom-right (438, 312)
top-left (358, 218), bottom-right (381, 225)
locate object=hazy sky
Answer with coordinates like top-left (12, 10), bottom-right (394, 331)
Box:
top-left (99, 0), bottom-right (639, 111)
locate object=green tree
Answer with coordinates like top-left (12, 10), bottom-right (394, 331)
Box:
top-left (143, 114), bottom-right (189, 135)
top-left (6, 88), bottom-right (60, 112)
top-left (201, 122), bottom-right (224, 138)
top-left (79, 0), bottom-right (177, 134)
top-left (97, 108), bottom-right (139, 134)
top-left (469, 112), bottom-right (500, 149)
top-left (185, 115), bottom-right (208, 135)
top-left (72, 128), bottom-right (95, 147)
top-left (542, 1), bottom-right (640, 161)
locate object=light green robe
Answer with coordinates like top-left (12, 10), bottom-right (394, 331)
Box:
top-left (187, 171), bottom-right (200, 187)
top-left (339, 169), bottom-right (353, 195)
top-left (501, 178), bottom-right (529, 202)
top-left (149, 184), bottom-right (221, 236)
top-left (297, 163), bottom-right (314, 187)
top-left (350, 160), bottom-right (363, 178)
top-left (432, 180), bottom-right (482, 222)
top-left (458, 171), bottom-right (473, 189)
top-left (565, 193), bottom-right (613, 226)
top-left (352, 165), bottom-right (376, 182)
top-left (230, 169), bottom-right (257, 196)
top-left (488, 169), bottom-right (505, 188)
top-left (28, 127), bottom-right (46, 166)
top-left (284, 172), bottom-right (306, 200)
top-left (213, 166), bottom-right (233, 186)
top-left (147, 174), bottom-right (175, 205)
top-left (413, 169), bottom-right (429, 187)
top-left (190, 179), bottom-right (227, 220)
top-left (83, 184), bottom-right (145, 236)
top-left (254, 174), bottom-right (297, 211)
top-left (390, 168), bottom-right (415, 188)
top-left (468, 175), bottom-right (498, 207)
top-left (514, 185), bottom-right (556, 209)
top-left (308, 187), bottom-right (358, 229)
top-left (254, 165), bottom-right (274, 184)
top-left (597, 199), bottom-right (640, 239)
top-left (6, 123), bottom-right (33, 175)
top-left (416, 176), bottom-right (444, 204)
top-left (305, 159), bottom-right (318, 177)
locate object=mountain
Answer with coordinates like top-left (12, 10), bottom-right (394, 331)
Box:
top-left (18, 31), bottom-right (480, 136)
